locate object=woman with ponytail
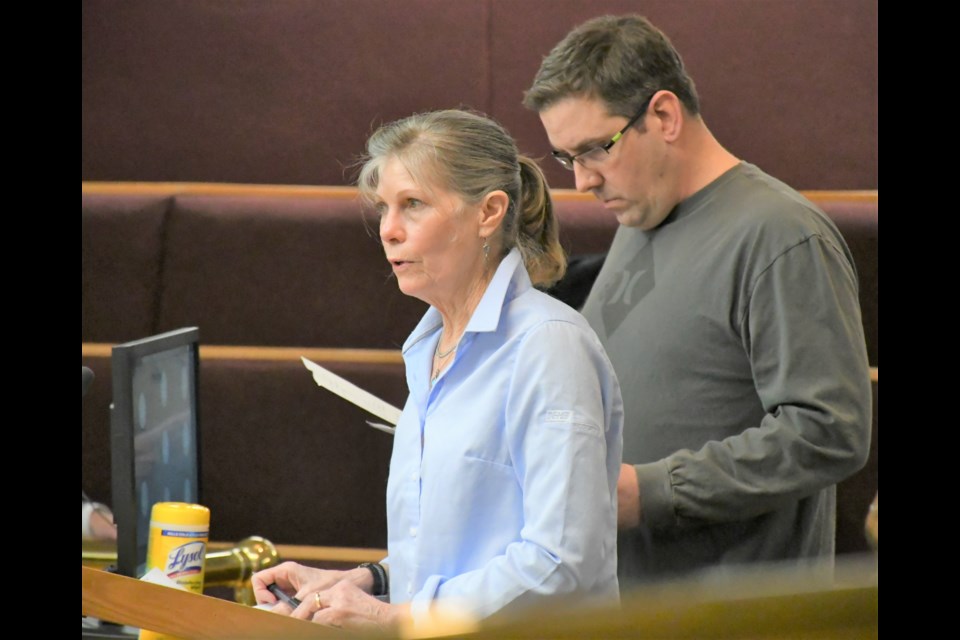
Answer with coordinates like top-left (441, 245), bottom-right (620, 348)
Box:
top-left (254, 110), bottom-right (623, 631)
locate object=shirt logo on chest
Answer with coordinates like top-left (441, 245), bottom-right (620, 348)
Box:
top-left (598, 242), bottom-right (655, 335)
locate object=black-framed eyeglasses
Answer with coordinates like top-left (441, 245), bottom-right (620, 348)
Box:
top-left (551, 92), bottom-right (657, 171)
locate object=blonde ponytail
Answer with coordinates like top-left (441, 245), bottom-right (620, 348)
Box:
top-left (515, 156), bottom-right (566, 287)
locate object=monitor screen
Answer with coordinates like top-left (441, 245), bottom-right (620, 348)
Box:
top-left (110, 327), bottom-right (201, 579)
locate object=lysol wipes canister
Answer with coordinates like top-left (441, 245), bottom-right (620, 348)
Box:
top-left (145, 501), bottom-right (209, 594)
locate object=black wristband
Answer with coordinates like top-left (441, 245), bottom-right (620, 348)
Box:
top-left (359, 562), bottom-right (388, 596)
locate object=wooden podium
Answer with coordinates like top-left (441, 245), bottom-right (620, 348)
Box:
top-left (477, 563), bottom-right (878, 639)
top-left (84, 557), bottom-right (878, 639)
top-left (82, 566), bottom-right (335, 639)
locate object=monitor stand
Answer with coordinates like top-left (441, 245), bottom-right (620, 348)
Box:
top-left (81, 617), bottom-right (138, 639)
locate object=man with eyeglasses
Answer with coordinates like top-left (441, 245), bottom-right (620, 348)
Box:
top-left (525, 15), bottom-right (871, 585)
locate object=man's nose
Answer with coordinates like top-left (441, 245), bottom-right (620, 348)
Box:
top-left (573, 162), bottom-right (602, 193)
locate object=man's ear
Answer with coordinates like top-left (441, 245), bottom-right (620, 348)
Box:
top-left (650, 90), bottom-right (684, 142)
top-left (478, 190), bottom-right (509, 237)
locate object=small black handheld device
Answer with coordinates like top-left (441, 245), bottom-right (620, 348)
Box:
top-left (267, 583), bottom-right (302, 609)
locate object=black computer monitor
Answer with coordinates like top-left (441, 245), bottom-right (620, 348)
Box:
top-left (110, 327), bottom-right (201, 579)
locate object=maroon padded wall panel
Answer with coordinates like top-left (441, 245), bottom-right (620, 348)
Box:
top-left (82, 1), bottom-right (876, 189)
top-left (156, 194), bottom-right (426, 348)
top-left (199, 357), bottom-right (404, 547)
top-left (81, 194), bottom-right (171, 343)
top-left (82, 0), bottom-right (491, 185)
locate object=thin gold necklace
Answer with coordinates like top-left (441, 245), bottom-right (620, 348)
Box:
top-left (432, 334), bottom-right (460, 382)
top-left (435, 337), bottom-right (459, 359)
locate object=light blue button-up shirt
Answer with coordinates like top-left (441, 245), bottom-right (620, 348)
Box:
top-left (385, 248), bottom-right (623, 620)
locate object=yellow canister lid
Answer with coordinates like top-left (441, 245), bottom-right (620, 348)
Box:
top-left (150, 502), bottom-right (209, 526)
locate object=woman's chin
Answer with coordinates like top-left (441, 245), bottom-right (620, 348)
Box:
top-left (396, 278), bottom-right (428, 302)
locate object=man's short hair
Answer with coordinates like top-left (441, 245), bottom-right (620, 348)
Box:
top-left (524, 14), bottom-right (700, 119)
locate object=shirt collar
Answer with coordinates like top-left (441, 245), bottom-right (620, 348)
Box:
top-left (402, 247), bottom-right (530, 354)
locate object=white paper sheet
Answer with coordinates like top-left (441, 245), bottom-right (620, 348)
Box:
top-left (301, 356), bottom-right (402, 430)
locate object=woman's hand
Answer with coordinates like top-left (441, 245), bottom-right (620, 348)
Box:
top-left (252, 562), bottom-right (354, 615)
top-left (88, 508), bottom-right (117, 540)
top-left (293, 580), bottom-right (408, 632)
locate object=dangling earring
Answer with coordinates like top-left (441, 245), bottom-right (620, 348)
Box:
top-left (482, 239), bottom-right (490, 262)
